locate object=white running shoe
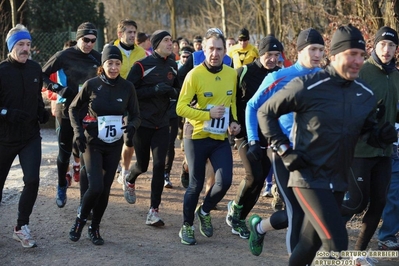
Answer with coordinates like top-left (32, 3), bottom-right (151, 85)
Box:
top-left (118, 170), bottom-right (130, 185)
top-left (13, 225), bottom-right (37, 248)
top-left (146, 207), bottom-right (164, 226)
top-left (123, 180), bottom-right (136, 204)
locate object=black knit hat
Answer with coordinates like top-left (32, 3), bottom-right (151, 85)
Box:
top-left (258, 35), bottom-right (283, 55)
top-left (102, 45), bottom-right (122, 65)
top-left (296, 28), bottom-right (324, 51)
top-left (238, 28), bottom-right (250, 41)
top-left (76, 22), bottom-right (97, 40)
top-left (374, 26), bottom-right (398, 47)
top-left (150, 30), bottom-right (171, 50)
top-left (330, 24), bottom-right (365, 56)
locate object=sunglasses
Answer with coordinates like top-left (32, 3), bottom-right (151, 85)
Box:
top-left (82, 37), bottom-right (97, 43)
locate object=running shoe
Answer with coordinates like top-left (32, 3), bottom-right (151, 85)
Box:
top-left (232, 219), bottom-right (250, 239)
top-left (179, 222), bottom-right (196, 245)
top-left (248, 214), bottom-right (265, 256)
top-left (164, 172), bottom-right (173, 188)
top-left (72, 164), bottom-right (80, 182)
top-left (146, 207), bottom-right (165, 226)
top-left (354, 255), bottom-right (378, 266)
top-left (56, 185), bottom-right (67, 208)
top-left (271, 184), bottom-right (284, 211)
top-left (88, 225), bottom-right (104, 245)
top-left (13, 225), bottom-right (37, 248)
top-left (123, 180), bottom-right (136, 204)
top-left (118, 170), bottom-right (130, 185)
top-left (225, 200), bottom-right (242, 227)
top-left (195, 205), bottom-right (213, 237)
top-left (262, 185), bottom-right (273, 197)
top-left (378, 239), bottom-right (399, 250)
top-left (69, 217), bottom-right (86, 242)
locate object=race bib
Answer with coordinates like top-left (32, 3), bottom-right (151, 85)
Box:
top-left (203, 105), bottom-right (229, 135)
top-left (97, 115), bottom-right (123, 143)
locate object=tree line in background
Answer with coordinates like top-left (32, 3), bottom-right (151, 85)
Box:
top-left (1, 0), bottom-right (399, 62)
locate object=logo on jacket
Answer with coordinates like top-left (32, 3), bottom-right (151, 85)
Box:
top-left (356, 93), bottom-right (362, 96)
top-left (215, 76), bottom-right (221, 81)
top-left (117, 98), bottom-right (122, 102)
top-left (204, 92), bottom-right (213, 97)
top-left (226, 90), bottom-right (233, 95)
top-left (97, 85), bottom-right (102, 90)
top-left (33, 78), bottom-right (38, 83)
top-left (357, 177), bottom-right (364, 182)
top-left (167, 71), bottom-right (174, 80)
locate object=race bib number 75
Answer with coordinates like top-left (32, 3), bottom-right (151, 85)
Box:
top-left (97, 115), bottom-right (123, 143)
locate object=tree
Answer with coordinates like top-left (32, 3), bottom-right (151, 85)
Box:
top-left (27, 0), bottom-right (100, 32)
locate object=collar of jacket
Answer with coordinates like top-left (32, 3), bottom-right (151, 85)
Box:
top-left (7, 55), bottom-right (26, 68)
top-left (325, 65), bottom-right (353, 87)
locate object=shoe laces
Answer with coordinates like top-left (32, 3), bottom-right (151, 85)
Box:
top-left (183, 223), bottom-right (194, 238)
top-left (73, 219), bottom-right (84, 233)
top-left (232, 204), bottom-right (241, 220)
top-left (149, 208), bottom-right (160, 218)
top-left (237, 220), bottom-right (249, 231)
top-left (20, 225), bottom-right (32, 239)
top-left (201, 213), bottom-right (212, 228)
top-left (58, 186), bottom-right (67, 197)
top-left (126, 182), bottom-right (135, 192)
top-left (90, 226), bottom-right (101, 238)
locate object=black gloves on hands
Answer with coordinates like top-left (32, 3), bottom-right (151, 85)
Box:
top-left (6, 109), bottom-right (30, 123)
top-left (155, 83), bottom-right (172, 94)
top-left (121, 124), bottom-right (136, 141)
top-left (246, 141), bottom-right (262, 162)
top-left (154, 83), bottom-right (177, 98)
top-left (74, 133), bottom-right (87, 153)
top-left (378, 122), bottom-right (397, 144)
top-left (47, 83), bottom-right (71, 98)
top-left (38, 108), bottom-right (50, 124)
top-left (280, 148), bottom-right (309, 172)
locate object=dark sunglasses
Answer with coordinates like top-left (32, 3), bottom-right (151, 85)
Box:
top-left (82, 37), bottom-right (97, 43)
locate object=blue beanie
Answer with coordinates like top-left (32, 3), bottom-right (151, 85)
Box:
top-left (6, 31), bottom-right (32, 51)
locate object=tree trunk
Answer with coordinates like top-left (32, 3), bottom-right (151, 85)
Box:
top-left (167, 0), bottom-right (176, 39)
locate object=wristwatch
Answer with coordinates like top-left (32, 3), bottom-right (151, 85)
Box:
top-left (275, 143), bottom-right (290, 156)
top-left (0, 108), bottom-right (7, 116)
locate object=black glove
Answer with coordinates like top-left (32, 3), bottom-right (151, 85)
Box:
top-left (246, 141), bottom-right (262, 162)
top-left (38, 108), bottom-right (50, 124)
top-left (121, 124), bottom-right (136, 141)
top-left (47, 83), bottom-right (70, 98)
top-left (74, 133), bottom-right (87, 153)
top-left (376, 99), bottom-right (385, 120)
top-left (154, 83), bottom-right (173, 95)
top-left (280, 148), bottom-right (309, 171)
top-left (378, 122), bottom-right (397, 144)
top-left (6, 109), bottom-right (30, 123)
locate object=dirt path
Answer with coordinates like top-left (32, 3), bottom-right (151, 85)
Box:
top-left (0, 129), bottom-right (397, 265)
